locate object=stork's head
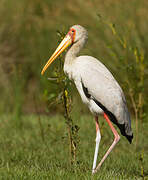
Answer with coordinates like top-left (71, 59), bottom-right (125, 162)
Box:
top-left (69, 25), bottom-right (88, 44)
top-left (41, 25), bottom-right (88, 75)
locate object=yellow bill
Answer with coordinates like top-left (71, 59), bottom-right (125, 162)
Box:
top-left (41, 34), bottom-right (72, 75)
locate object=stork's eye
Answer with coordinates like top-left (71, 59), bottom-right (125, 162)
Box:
top-left (72, 30), bottom-right (75, 33)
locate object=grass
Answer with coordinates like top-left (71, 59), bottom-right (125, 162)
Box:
top-left (0, 113), bottom-right (147, 179)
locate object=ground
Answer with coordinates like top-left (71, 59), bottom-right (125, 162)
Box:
top-left (0, 114), bottom-right (147, 179)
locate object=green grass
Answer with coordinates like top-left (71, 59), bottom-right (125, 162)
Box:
top-left (0, 113), bottom-right (147, 179)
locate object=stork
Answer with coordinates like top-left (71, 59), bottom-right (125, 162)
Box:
top-left (41, 25), bottom-right (133, 174)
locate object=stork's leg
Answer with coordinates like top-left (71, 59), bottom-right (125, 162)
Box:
top-left (92, 116), bottom-right (101, 174)
top-left (93, 113), bottom-right (120, 174)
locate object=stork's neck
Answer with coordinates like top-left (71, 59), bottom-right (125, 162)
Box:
top-left (65, 38), bottom-right (87, 66)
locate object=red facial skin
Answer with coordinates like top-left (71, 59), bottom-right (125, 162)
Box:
top-left (68, 28), bottom-right (76, 44)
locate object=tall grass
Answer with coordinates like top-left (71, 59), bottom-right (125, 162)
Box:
top-left (0, 0), bottom-right (147, 119)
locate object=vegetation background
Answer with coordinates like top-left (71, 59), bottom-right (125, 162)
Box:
top-left (0, 0), bottom-right (148, 179)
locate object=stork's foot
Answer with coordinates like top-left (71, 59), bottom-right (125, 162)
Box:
top-left (92, 166), bottom-right (100, 175)
top-left (92, 169), bottom-right (95, 175)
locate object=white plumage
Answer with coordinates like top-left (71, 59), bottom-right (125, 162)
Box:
top-left (41, 25), bottom-right (133, 174)
top-left (64, 55), bottom-right (132, 133)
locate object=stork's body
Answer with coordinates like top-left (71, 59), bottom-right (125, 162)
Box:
top-left (65, 55), bottom-right (130, 127)
top-left (41, 25), bottom-right (133, 174)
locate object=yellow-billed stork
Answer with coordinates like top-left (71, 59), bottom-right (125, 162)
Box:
top-left (41, 25), bottom-right (133, 174)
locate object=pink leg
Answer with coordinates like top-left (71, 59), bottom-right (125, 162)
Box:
top-left (93, 113), bottom-right (120, 174)
top-left (95, 116), bottom-right (99, 132)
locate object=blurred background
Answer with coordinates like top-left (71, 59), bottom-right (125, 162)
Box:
top-left (0, 0), bottom-right (147, 119)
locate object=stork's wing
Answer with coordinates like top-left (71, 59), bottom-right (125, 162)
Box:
top-left (72, 56), bottom-right (133, 139)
